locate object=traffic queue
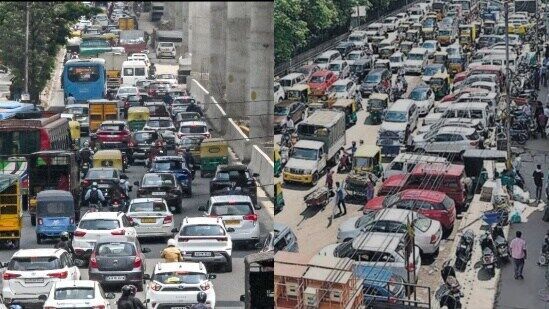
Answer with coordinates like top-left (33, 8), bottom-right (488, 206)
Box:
top-left (0, 2), bottom-right (268, 308)
top-left (274, 0), bottom-right (545, 307)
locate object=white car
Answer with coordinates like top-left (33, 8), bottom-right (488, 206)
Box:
top-left (345, 50), bottom-right (367, 65)
top-left (41, 280), bottom-right (115, 308)
top-left (75, 19), bottom-right (92, 30)
top-left (418, 117), bottom-right (485, 135)
top-left (127, 198), bottom-right (175, 239)
top-left (2, 249), bottom-right (81, 305)
top-left (328, 79), bottom-right (357, 99)
top-left (145, 262), bottom-right (217, 309)
top-left (144, 117), bottom-right (177, 134)
top-left (395, 12), bottom-right (409, 22)
top-left (200, 195), bottom-right (261, 248)
top-left (328, 60), bottom-right (350, 79)
top-left (72, 212), bottom-right (137, 262)
top-left (423, 102), bottom-right (451, 125)
top-left (389, 51), bottom-right (405, 73)
top-left (178, 120), bottom-right (210, 139)
top-left (174, 217), bottom-right (233, 272)
top-left (336, 208), bottom-right (442, 255)
top-left (156, 42), bottom-right (177, 59)
top-left (408, 85), bottom-right (435, 116)
top-left (274, 82), bottom-right (285, 104)
top-left (421, 40), bottom-right (440, 58)
top-left (93, 14), bottom-right (109, 28)
top-left (413, 126), bottom-right (480, 155)
top-left (156, 73), bottom-right (178, 86)
top-left (404, 48), bottom-right (428, 74)
top-left (383, 16), bottom-right (399, 32)
top-left (128, 53), bottom-right (151, 68)
top-left (116, 86), bottom-right (139, 100)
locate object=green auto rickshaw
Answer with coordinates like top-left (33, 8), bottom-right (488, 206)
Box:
top-left (274, 182), bottom-right (285, 214)
top-left (127, 107), bottom-right (150, 132)
top-left (331, 99), bottom-right (357, 127)
top-left (429, 72), bottom-right (451, 100)
top-left (199, 138), bottom-right (229, 177)
top-left (367, 93), bottom-right (389, 125)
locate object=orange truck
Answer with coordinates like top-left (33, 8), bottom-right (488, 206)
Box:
top-left (88, 99), bottom-right (119, 132)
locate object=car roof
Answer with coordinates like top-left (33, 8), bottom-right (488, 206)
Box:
top-left (54, 280), bottom-right (96, 289)
top-left (311, 70), bottom-right (332, 77)
top-left (333, 79), bottom-right (353, 85)
top-left (154, 262), bottom-right (207, 273)
top-left (81, 211), bottom-right (121, 220)
top-left (411, 163), bottom-right (464, 176)
top-left (368, 68), bottom-right (387, 75)
top-left (375, 208), bottom-right (417, 221)
top-left (37, 190), bottom-right (74, 200)
top-left (389, 99), bottom-right (415, 111)
top-left (399, 189), bottom-right (448, 203)
top-left (13, 248), bottom-right (64, 258)
top-left (436, 126), bottom-right (476, 135)
top-left (352, 232), bottom-right (403, 252)
top-left (209, 195), bottom-right (253, 204)
top-left (182, 216), bottom-right (224, 226)
top-left (100, 120), bottom-right (126, 125)
top-left (447, 102), bottom-right (489, 109)
top-left (217, 164), bottom-right (247, 171)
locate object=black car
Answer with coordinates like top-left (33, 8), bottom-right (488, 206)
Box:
top-left (149, 156), bottom-right (193, 197)
top-left (129, 130), bottom-right (166, 163)
top-left (360, 68), bottom-right (392, 97)
top-left (210, 165), bottom-right (259, 209)
top-left (81, 168), bottom-right (124, 205)
top-left (350, 57), bottom-right (374, 82)
top-left (135, 173), bottom-right (183, 213)
top-left (335, 41), bottom-right (356, 58)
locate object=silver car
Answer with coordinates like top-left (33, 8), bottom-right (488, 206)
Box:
top-left (126, 198), bottom-right (174, 239)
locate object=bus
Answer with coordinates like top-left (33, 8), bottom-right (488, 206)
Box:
top-left (0, 101), bottom-right (36, 120)
top-left (62, 58), bottom-right (107, 102)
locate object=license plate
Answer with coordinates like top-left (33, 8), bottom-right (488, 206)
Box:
top-left (106, 276), bottom-right (126, 281)
top-left (25, 278), bottom-right (44, 283)
top-left (193, 252), bottom-right (213, 257)
top-left (141, 218), bottom-right (156, 224)
top-left (52, 220), bottom-right (60, 225)
top-left (224, 220), bottom-right (240, 226)
top-left (486, 265), bottom-right (493, 269)
top-left (170, 307), bottom-right (190, 309)
top-left (152, 192), bottom-right (166, 196)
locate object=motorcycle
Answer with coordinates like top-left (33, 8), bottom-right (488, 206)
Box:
top-left (280, 145), bottom-right (289, 168)
top-left (81, 162), bottom-right (90, 177)
top-left (436, 262), bottom-right (463, 309)
top-left (480, 232), bottom-right (497, 276)
top-left (491, 223), bottom-right (509, 264)
top-left (337, 150), bottom-right (351, 173)
top-left (454, 229), bottom-right (475, 271)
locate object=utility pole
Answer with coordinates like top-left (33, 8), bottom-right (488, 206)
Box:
top-left (23, 1), bottom-right (30, 104)
top-left (504, 0), bottom-right (511, 167)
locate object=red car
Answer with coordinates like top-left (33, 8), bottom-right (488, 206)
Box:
top-left (453, 65), bottom-right (505, 87)
top-left (441, 87), bottom-right (488, 103)
top-left (364, 189), bottom-right (456, 232)
top-left (95, 120), bottom-right (131, 147)
top-left (377, 174), bottom-right (407, 196)
top-left (308, 70), bottom-right (338, 97)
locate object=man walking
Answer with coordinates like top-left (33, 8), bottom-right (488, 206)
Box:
top-left (325, 170), bottom-right (334, 192)
top-left (509, 231), bottom-right (527, 280)
top-left (335, 182), bottom-right (346, 215)
top-left (534, 164), bottom-right (544, 203)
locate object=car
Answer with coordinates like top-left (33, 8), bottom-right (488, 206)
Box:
top-left (116, 86), bottom-right (139, 100)
top-left (383, 16), bottom-right (400, 32)
top-left (328, 78), bottom-right (357, 99)
top-left (318, 232), bottom-right (421, 284)
top-left (273, 101), bottom-right (306, 133)
top-left (274, 82), bottom-right (285, 104)
top-left (41, 280), bottom-right (115, 308)
top-left (421, 40), bottom-right (439, 59)
top-left (360, 68), bottom-right (392, 97)
top-left (365, 22), bottom-right (386, 36)
top-left (129, 130), bottom-right (165, 162)
top-left (261, 222), bottom-right (299, 253)
top-left (404, 48), bottom-right (428, 74)
top-left (408, 85), bottom-right (435, 116)
top-left (128, 53), bottom-right (151, 67)
top-left (422, 63), bottom-right (446, 83)
top-left (72, 211), bottom-right (137, 262)
top-left (336, 211), bottom-right (377, 243)
top-left (335, 41), bottom-right (356, 58)
top-left (135, 173), bottom-right (183, 213)
top-left (2, 249), bottom-right (81, 305)
top-left (143, 116), bottom-right (177, 148)
top-left (346, 50), bottom-right (367, 64)
top-left (200, 194), bottom-right (260, 248)
top-left (156, 42), bottom-right (177, 58)
top-left (145, 262), bottom-right (217, 309)
top-left (455, 74), bottom-right (499, 90)
top-left (365, 189), bottom-right (457, 232)
top-left (80, 168), bottom-right (124, 204)
top-left (126, 198), bottom-right (175, 239)
top-left (413, 126), bottom-right (480, 155)
top-left (279, 73), bottom-right (307, 91)
top-left (178, 120), bottom-right (211, 140)
top-left (148, 81), bottom-right (173, 99)
top-left (313, 50), bottom-right (342, 69)
top-left (294, 64), bottom-right (321, 82)
top-left (389, 51), bottom-right (406, 73)
top-left (395, 12), bottom-right (409, 21)
top-left (468, 81), bottom-right (500, 94)
top-left (149, 156), bottom-right (193, 196)
top-left (347, 30), bottom-right (368, 49)
top-left (210, 164), bottom-right (259, 208)
top-left (155, 73), bottom-right (178, 86)
top-left (95, 120), bottom-right (131, 149)
top-left (88, 236), bottom-right (150, 291)
top-left (379, 99), bottom-right (418, 143)
top-left (308, 70), bottom-right (339, 97)
top-left (123, 94), bottom-right (143, 108)
top-left (174, 217), bottom-right (233, 272)
top-left (417, 117), bottom-right (486, 136)
top-left (328, 60), bottom-right (350, 79)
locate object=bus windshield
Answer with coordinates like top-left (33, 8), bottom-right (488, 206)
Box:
top-left (63, 62), bottom-right (106, 101)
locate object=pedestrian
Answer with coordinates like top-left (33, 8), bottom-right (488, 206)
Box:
top-left (365, 179), bottom-right (374, 203)
top-left (335, 181), bottom-right (347, 215)
top-left (509, 231), bottom-right (527, 280)
top-left (66, 93), bottom-right (76, 105)
top-left (325, 170), bottom-right (334, 192)
top-left (538, 111), bottom-right (548, 139)
top-left (542, 65), bottom-right (548, 87)
top-left (535, 67), bottom-right (541, 90)
top-left (533, 165), bottom-right (544, 203)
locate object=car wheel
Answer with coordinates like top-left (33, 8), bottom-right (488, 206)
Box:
top-left (312, 173), bottom-right (319, 186)
top-left (224, 257), bottom-right (233, 273)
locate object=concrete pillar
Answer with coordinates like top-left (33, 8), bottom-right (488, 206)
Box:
top-left (189, 2), bottom-right (211, 95)
top-left (225, 2), bottom-right (250, 119)
top-left (247, 2), bottom-right (274, 147)
top-left (181, 2), bottom-right (190, 54)
top-left (209, 2), bottom-right (227, 103)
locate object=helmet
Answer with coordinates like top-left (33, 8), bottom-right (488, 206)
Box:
top-left (60, 231), bottom-right (69, 241)
top-left (167, 238), bottom-right (177, 247)
top-left (120, 179), bottom-right (126, 184)
top-left (92, 182), bottom-right (98, 187)
top-left (128, 285), bottom-right (137, 295)
top-left (121, 285), bottom-right (132, 296)
top-left (197, 291), bottom-right (207, 303)
top-left (83, 141), bottom-right (89, 147)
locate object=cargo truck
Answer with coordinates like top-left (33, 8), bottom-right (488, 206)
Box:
top-left (119, 30), bottom-right (147, 55)
top-left (98, 51), bottom-right (127, 93)
top-left (88, 99), bottom-right (119, 132)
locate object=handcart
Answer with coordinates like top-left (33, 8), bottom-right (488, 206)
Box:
top-left (304, 186), bottom-right (331, 208)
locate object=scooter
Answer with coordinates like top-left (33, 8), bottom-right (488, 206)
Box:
top-left (81, 162), bottom-right (90, 177)
top-left (454, 229), bottom-right (475, 271)
top-left (491, 223), bottom-right (509, 264)
top-left (435, 262), bottom-right (463, 309)
top-left (480, 232), bottom-right (497, 276)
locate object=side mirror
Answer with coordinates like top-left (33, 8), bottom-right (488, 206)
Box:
top-left (106, 292), bottom-right (116, 299)
top-left (227, 227), bottom-right (236, 232)
top-left (171, 227), bottom-right (179, 233)
top-left (208, 274), bottom-right (217, 279)
top-left (142, 247), bottom-right (151, 253)
top-left (143, 274), bottom-right (151, 280)
top-left (240, 295), bottom-right (246, 302)
top-left (198, 205), bottom-right (206, 211)
top-left (133, 181), bottom-right (139, 186)
top-left (38, 295), bottom-right (48, 301)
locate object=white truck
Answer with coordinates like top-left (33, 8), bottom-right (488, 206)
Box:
top-left (98, 51), bottom-right (128, 93)
top-left (178, 52), bottom-right (192, 84)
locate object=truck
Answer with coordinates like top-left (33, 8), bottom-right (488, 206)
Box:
top-left (118, 16), bottom-right (137, 30)
top-left (156, 30), bottom-right (184, 58)
top-left (98, 51), bottom-right (128, 93)
top-left (119, 30), bottom-right (147, 55)
top-left (283, 109), bottom-right (346, 185)
top-left (150, 2), bottom-right (164, 22)
top-left (240, 252), bottom-right (274, 309)
top-left (87, 99), bottom-right (119, 132)
top-left (178, 52), bottom-right (191, 84)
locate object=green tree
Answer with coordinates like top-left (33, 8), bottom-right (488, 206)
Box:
top-left (274, 0), bottom-right (309, 64)
top-left (300, 0), bottom-right (339, 33)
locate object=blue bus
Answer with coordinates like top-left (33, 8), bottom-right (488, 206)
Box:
top-left (0, 101), bottom-right (36, 120)
top-left (62, 58), bottom-right (107, 102)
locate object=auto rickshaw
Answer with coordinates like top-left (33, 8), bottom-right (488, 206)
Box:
top-left (483, 20), bottom-right (496, 35)
top-left (274, 181), bottom-right (285, 215)
top-left (199, 138), bottom-right (229, 177)
top-left (35, 190), bottom-right (76, 244)
top-left (406, 29), bottom-right (421, 43)
top-left (429, 72), bottom-right (451, 100)
top-left (332, 99), bottom-right (357, 127)
top-left (448, 54), bottom-right (466, 76)
top-left (399, 41), bottom-right (415, 56)
top-left (0, 174), bottom-right (22, 248)
top-left (379, 45), bottom-right (396, 59)
top-left (285, 84), bottom-right (310, 103)
top-left (67, 117), bottom-right (81, 149)
top-left (367, 93), bottom-right (389, 125)
top-left (433, 51), bottom-right (449, 68)
top-left (370, 35), bottom-right (386, 54)
top-left (352, 145), bottom-right (383, 177)
top-left (93, 149), bottom-right (126, 172)
top-left (127, 107), bottom-right (150, 132)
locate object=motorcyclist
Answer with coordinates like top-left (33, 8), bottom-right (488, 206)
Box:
top-left (117, 285), bottom-right (146, 309)
top-left (54, 231), bottom-right (75, 255)
top-left (186, 100), bottom-right (204, 117)
top-left (284, 115), bottom-right (295, 132)
top-left (149, 63), bottom-right (156, 77)
top-left (161, 238), bottom-right (184, 262)
top-left (79, 141), bottom-right (94, 167)
top-left (190, 292), bottom-right (209, 309)
top-left (182, 148), bottom-right (196, 177)
top-left (84, 182), bottom-right (106, 209)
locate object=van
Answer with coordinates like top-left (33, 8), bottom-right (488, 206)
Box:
top-left (442, 102), bottom-right (493, 128)
top-left (279, 73), bottom-right (307, 91)
top-left (121, 60), bottom-right (148, 86)
top-left (404, 48), bottom-right (428, 74)
top-left (383, 153), bottom-right (448, 180)
top-left (314, 50), bottom-right (342, 69)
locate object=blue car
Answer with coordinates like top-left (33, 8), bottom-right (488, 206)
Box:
top-left (354, 265), bottom-right (406, 304)
top-left (35, 190), bottom-right (77, 244)
top-left (149, 156), bottom-right (193, 196)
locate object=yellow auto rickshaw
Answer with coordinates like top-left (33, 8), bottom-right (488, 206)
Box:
top-left (199, 138), bottom-right (229, 177)
top-left (274, 145), bottom-right (282, 177)
top-left (0, 174), bottom-right (22, 249)
top-left (285, 84), bottom-right (310, 103)
top-left (352, 145), bottom-right (383, 177)
top-left (274, 181), bottom-right (285, 214)
top-left (127, 107), bottom-right (150, 132)
top-left (93, 149), bottom-right (126, 172)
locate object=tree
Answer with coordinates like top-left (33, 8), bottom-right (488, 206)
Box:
top-left (300, 0), bottom-right (339, 33)
top-left (274, 0), bottom-right (309, 64)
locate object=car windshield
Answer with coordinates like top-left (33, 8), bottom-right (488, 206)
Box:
top-left (408, 53), bottom-right (424, 61)
top-left (292, 147), bottom-right (318, 160)
top-left (142, 174), bottom-right (174, 187)
top-left (347, 53), bottom-right (360, 60)
top-left (328, 63), bottom-right (341, 71)
top-left (181, 224), bottom-right (225, 236)
top-left (86, 169), bottom-right (115, 179)
top-left (356, 212), bottom-right (376, 228)
top-left (147, 120), bottom-right (172, 128)
top-left (309, 75), bottom-right (325, 83)
top-left (439, 30), bottom-right (451, 36)
top-left (274, 106), bottom-right (289, 116)
top-left (54, 287), bottom-right (95, 300)
top-left (383, 192), bottom-right (403, 207)
top-left (96, 242), bottom-right (135, 256)
top-left (314, 58), bottom-right (329, 64)
top-left (424, 66), bottom-right (439, 76)
top-left (153, 271), bottom-right (207, 285)
top-left (422, 42), bottom-right (435, 49)
top-left (331, 84), bottom-right (347, 92)
top-left (431, 78), bottom-right (444, 86)
top-left (390, 56), bottom-right (402, 63)
top-left (179, 125), bottom-right (207, 134)
top-left (152, 160), bottom-right (185, 171)
top-left (79, 219), bottom-right (119, 230)
top-left (130, 201), bottom-right (167, 212)
top-left (384, 111), bottom-right (407, 123)
top-left (118, 88), bottom-right (136, 94)
top-left (134, 132), bottom-right (156, 142)
top-left (211, 203), bottom-right (253, 216)
top-left (8, 256), bottom-right (61, 271)
top-left (365, 74), bottom-right (381, 83)
top-left (410, 89), bottom-right (428, 101)
top-left (422, 20), bottom-right (435, 27)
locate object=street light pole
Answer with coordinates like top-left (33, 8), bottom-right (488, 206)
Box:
top-left (23, 1), bottom-right (30, 103)
top-left (504, 0), bottom-right (511, 167)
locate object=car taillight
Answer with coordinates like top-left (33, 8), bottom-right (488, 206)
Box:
top-left (90, 253), bottom-right (98, 269)
top-left (111, 229), bottom-right (126, 236)
top-left (243, 214), bottom-right (258, 221)
top-left (430, 234), bottom-right (437, 244)
top-left (92, 306), bottom-right (106, 309)
top-left (2, 272), bottom-right (21, 280)
top-left (74, 230), bottom-right (86, 237)
top-left (38, 218), bottom-right (43, 225)
top-left (163, 215), bottom-right (173, 224)
top-left (48, 271), bottom-right (68, 279)
top-left (405, 262), bottom-right (415, 272)
top-left (133, 256), bottom-right (142, 268)
top-left (150, 282), bottom-right (162, 291)
top-left (200, 282), bottom-right (211, 291)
